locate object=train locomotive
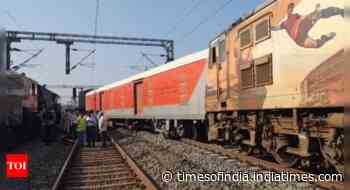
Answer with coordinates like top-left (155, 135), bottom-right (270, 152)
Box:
top-left (0, 72), bottom-right (61, 151)
top-left (86, 0), bottom-right (346, 174)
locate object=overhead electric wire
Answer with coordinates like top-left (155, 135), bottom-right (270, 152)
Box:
top-left (137, 0), bottom-right (206, 65)
top-left (71, 50), bottom-right (96, 71)
top-left (11, 49), bottom-right (44, 71)
top-left (177, 0), bottom-right (233, 43)
top-left (165, 0), bottom-right (207, 36)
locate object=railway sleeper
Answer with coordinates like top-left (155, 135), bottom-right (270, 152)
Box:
top-left (65, 171), bottom-right (134, 181)
top-left (69, 166), bottom-right (131, 175)
top-left (70, 163), bottom-right (126, 170)
top-left (72, 160), bottom-right (125, 167)
top-left (76, 156), bottom-right (123, 162)
top-left (64, 176), bottom-right (140, 187)
top-left (74, 156), bottom-right (124, 162)
top-left (79, 151), bottom-right (118, 156)
top-left (79, 148), bottom-right (116, 154)
top-left (63, 180), bottom-right (141, 190)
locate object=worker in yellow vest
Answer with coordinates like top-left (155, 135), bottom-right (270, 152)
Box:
top-left (76, 111), bottom-right (87, 147)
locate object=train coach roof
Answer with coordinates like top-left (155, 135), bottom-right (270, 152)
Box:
top-left (0, 74), bottom-right (23, 88)
top-left (86, 49), bottom-right (209, 96)
top-left (0, 72), bottom-right (37, 87)
top-left (213, 0), bottom-right (276, 37)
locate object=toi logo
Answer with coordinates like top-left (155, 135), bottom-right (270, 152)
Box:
top-left (6, 153), bottom-right (29, 178)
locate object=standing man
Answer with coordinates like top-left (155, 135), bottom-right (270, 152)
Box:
top-left (63, 110), bottom-right (70, 135)
top-left (86, 111), bottom-right (97, 147)
top-left (67, 110), bottom-right (73, 135)
top-left (96, 111), bottom-right (102, 142)
top-left (76, 111), bottom-right (87, 147)
top-left (92, 111), bottom-right (99, 142)
top-left (98, 112), bottom-right (108, 147)
top-left (44, 108), bottom-right (56, 145)
top-left (71, 110), bottom-right (78, 139)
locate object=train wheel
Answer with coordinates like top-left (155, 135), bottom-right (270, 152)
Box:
top-left (321, 133), bottom-right (344, 173)
top-left (224, 127), bottom-right (234, 145)
top-left (271, 146), bottom-right (300, 168)
top-left (262, 124), bottom-right (299, 167)
top-left (176, 124), bottom-right (184, 138)
top-left (151, 120), bottom-right (158, 133)
top-left (160, 122), bottom-right (169, 139)
top-left (335, 133), bottom-right (344, 173)
top-left (161, 130), bottom-right (168, 139)
top-left (169, 126), bottom-right (177, 139)
top-left (261, 124), bottom-right (273, 152)
top-left (192, 125), bottom-right (198, 140)
top-left (239, 145), bottom-right (253, 155)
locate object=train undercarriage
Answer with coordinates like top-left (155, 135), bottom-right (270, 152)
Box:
top-left (110, 107), bottom-right (344, 175)
top-left (205, 108), bottom-right (344, 174)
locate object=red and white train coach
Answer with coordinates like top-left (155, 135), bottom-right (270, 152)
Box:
top-left (86, 49), bottom-right (208, 136)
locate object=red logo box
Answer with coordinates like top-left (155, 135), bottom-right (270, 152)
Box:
top-left (6, 153), bottom-right (29, 178)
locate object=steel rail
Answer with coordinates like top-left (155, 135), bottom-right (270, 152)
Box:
top-left (51, 136), bottom-right (158, 190)
top-left (110, 137), bottom-right (160, 190)
top-left (51, 139), bottom-right (79, 190)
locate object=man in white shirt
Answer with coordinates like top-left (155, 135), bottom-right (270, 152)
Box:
top-left (98, 112), bottom-right (108, 147)
top-left (86, 111), bottom-right (98, 147)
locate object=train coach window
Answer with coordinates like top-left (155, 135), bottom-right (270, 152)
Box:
top-left (240, 27), bottom-right (252, 49)
top-left (241, 65), bottom-right (254, 89)
top-left (210, 34), bottom-right (226, 65)
top-left (255, 18), bottom-right (270, 43)
top-left (255, 54), bottom-right (273, 86)
top-left (218, 40), bottom-right (226, 63)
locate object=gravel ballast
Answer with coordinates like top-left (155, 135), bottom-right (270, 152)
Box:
top-left (0, 135), bottom-right (72, 190)
top-left (111, 128), bottom-right (324, 190)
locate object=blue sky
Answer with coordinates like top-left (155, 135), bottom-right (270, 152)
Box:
top-left (1, 0), bottom-right (264, 101)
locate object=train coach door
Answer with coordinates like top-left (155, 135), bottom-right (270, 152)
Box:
top-left (134, 81), bottom-right (144, 115)
top-left (214, 35), bottom-right (228, 106)
top-left (99, 92), bottom-right (104, 111)
top-left (94, 94), bottom-right (97, 111)
top-left (208, 34), bottom-right (227, 109)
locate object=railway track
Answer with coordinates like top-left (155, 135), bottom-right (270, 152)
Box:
top-left (51, 138), bottom-right (158, 190)
top-left (181, 138), bottom-right (344, 190)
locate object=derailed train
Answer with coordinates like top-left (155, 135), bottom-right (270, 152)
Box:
top-left (86, 0), bottom-right (346, 173)
top-left (0, 73), bottom-right (60, 151)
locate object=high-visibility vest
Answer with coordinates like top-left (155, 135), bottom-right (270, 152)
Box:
top-left (77, 116), bottom-right (86, 132)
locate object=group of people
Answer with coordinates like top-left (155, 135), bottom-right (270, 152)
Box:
top-left (62, 110), bottom-right (108, 147)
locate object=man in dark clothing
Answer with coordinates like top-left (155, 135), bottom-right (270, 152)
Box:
top-left (86, 111), bottom-right (98, 147)
top-left (42, 108), bottom-right (56, 145)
